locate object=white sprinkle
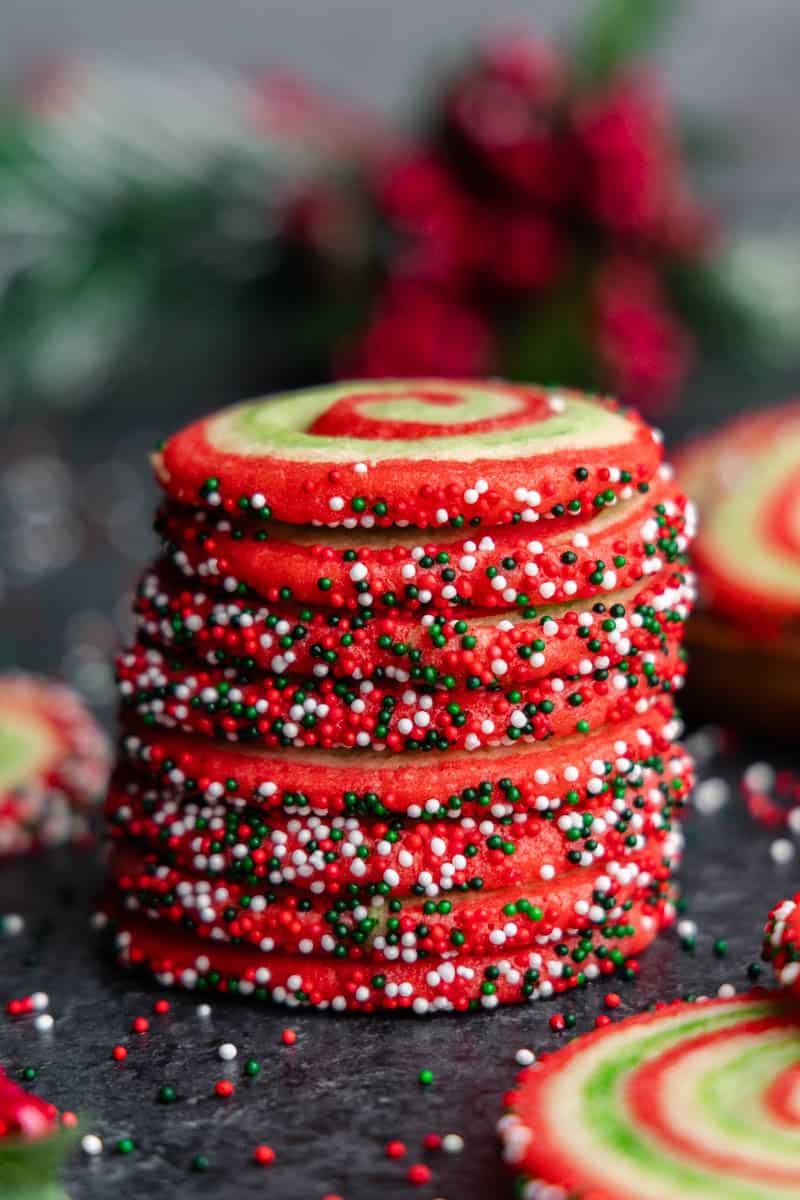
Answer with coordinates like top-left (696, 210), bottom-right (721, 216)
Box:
top-left (34, 1013), bottom-right (54, 1033)
top-left (771, 838), bottom-right (796, 865)
top-left (442, 1133), bottom-right (464, 1153)
top-left (218, 1042), bottom-right (238, 1061)
top-left (515, 1048), bottom-right (535, 1066)
top-left (196, 1004), bottom-right (212, 1019)
top-left (81, 1134), bottom-right (104, 1156)
top-left (744, 762), bottom-right (776, 792)
top-left (693, 777), bottom-right (729, 815)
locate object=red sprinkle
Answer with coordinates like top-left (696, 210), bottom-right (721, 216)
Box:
top-left (423, 1133), bottom-right (442, 1150)
top-left (154, 999), bottom-right (171, 1015)
top-left (604, 992), bottom-right (622, 1009)
top-left (385, 1140), bottom-right (406, 1159)
top-left (253, 1144), bottom-right (275, 1166)
top-left (112, 1045), bottom-right (127, 1061)
top-left (132, 1017), bottom-right (149, 1033)
top-left (549, 1014), bottom-right (566, 1032)
top-left (595, 1013), bottom-right (612, 1028)
top-left (281, 1029), bottom-right (297, 1046)
top-left (61, 1111), bottom-right (79, 1128)
top-left (408, 1164), bottom-right (432, 1185)
top-left (6, 997), bottom-right (33, 1017)
top-left (214, 1080), bottom-right (235, 1098)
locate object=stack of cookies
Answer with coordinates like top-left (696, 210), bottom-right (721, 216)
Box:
top-left (101, 380), bottom-right (695, 1014)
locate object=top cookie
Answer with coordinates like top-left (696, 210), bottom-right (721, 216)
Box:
top-left (153, 380), bottom-right (661, 529)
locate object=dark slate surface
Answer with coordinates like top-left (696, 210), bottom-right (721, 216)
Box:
top-left (0, 741), bottom-right (795, 1200)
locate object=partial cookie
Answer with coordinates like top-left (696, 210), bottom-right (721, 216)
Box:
top-left (153, 380), bottom-right (662, 530)
top-left (764, 894), bottom-right (800, 994)
top-left (679, 399), bottom-right (800, 631)
top-left (499, 990), bottom-right (800, 1198)
top-left (678, 399), bottom-right (800, 734)
top-left (0, 673), bottom-right (109, 856)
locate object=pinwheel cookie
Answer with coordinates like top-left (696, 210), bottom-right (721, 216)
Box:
top-left (0, 673), bottom-right (109, 856)
top-left (679, 400), bottom-right (800, 734)
top-left (499, 990), bottom-right (800, 1199)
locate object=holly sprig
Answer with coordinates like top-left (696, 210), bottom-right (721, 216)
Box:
top-left (0, 1127), bottom-right (75, 1200)
top-left (574, 0), bottom-right (675, 83)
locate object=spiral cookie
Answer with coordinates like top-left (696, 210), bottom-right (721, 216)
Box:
top-left (678, 400), bottom-right (800, 734)
top-left (499, 990), bottom-right (800, 1198)
top-left (100, 379), bottom-right (693, 1012)
top-left (0, 673), bottom-right (109, 856)
top-left (153, 381), bottom-right (661, 529)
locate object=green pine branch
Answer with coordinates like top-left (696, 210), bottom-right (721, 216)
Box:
top-left (0, 1128), bottom-right (74, 1200)
top-left (573, 0), bottom-right (676, 85)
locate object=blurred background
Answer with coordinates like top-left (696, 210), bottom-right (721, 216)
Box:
top-left (2, 0), bottom-right (799, 720)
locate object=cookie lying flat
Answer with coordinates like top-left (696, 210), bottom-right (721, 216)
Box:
top-left (153, 380), bottom-right (661, 530)
top-left (678, 400), bottom-right (800, 734)
top-left (687, 403), bottom-right (800, 629)
top-left (0, 673), bottom-right (109, 856)
top-left (98, 884), bottom-right (673, 1014)
top-left (499, 990), bottom-right (800, 1199)
top-left (157, 474), bottom-right (690, 612)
